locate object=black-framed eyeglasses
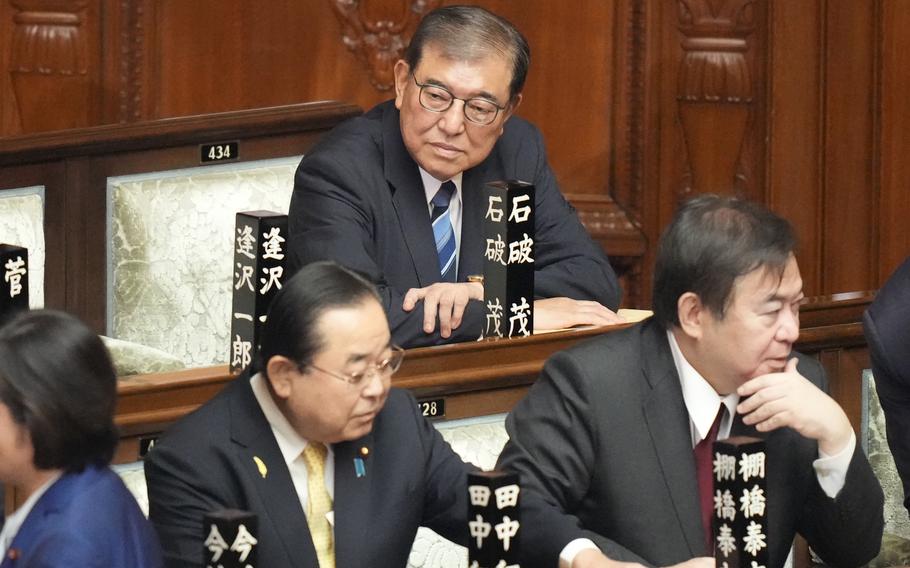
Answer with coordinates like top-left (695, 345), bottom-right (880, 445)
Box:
top-left (301, 345), bottom-right (405, 387)
top-left (412, 75), bottom-right (506, 126)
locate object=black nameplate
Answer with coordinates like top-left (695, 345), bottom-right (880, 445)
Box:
top-left (138, 435), bottom-right (160, 459)
top-left (417, 398), bottom-right (446, 419)
top-left (200, 141), bottom-right (239, 163)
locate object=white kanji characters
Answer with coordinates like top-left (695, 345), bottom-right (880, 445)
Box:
top-left (743, 521), bottom-right (767, 556)
top-left (234, 313), bottom-right (253, 321)
top-left (486, 195), bottom-right (505, 222)
top-left (203, 524), bottom-right (230, 562)
top-left (229, 523), bottom-right (258, 562)
top-left (494, 561), bottom-right (520, 568)
top-left (486, 298), bottom-right (504, 337)
top-left (486, 234), bottom-right (506, 265)
top-left (235, 263), bottom-right (255, 292)
top-left (4, 256), bottom-right (26, 298)
top-left (507, 233), bottom-right (534, 264)
top-left (714, 489), bottom-right (736, 521)
top-left (236, 225), bottom-right (256, 259)
top-left (714, 452), bottom-right (736, 482)
top-left (494, 484), bottom-right (520, 509)
top-left (261, 226), bottom-right (285, 260)
top-left (494, 515), bottom-right (520, 551)
top-left (508, 194), bottom-right (531, 223)
top-left (508, 297), bottom-right (531, 337)
top-left (469, 514), bottom-right (492, 548)
top-left (750, 562), bottom-right (767, 568)
top-left (739, 451), bottom-right (766, 482)
top-left (232, 335), bottom-right (252, 369)
top-left (740, 484), bottom-right (766, 518)
top-left (469, 485), bottom-right (492, 507)
top-left (716, 523), bottom-right (737, 557)
top-left (259, 266), bottom-right (283, 294)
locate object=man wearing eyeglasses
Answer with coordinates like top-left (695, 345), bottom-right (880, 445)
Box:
top-left (288, 5), bottom-right (623, 348)
top-left (145, 261), bottom-right (474, 567)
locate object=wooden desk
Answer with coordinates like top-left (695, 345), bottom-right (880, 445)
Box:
top-left (2, 291), bottom-right (875, 521)
top-left (111, 291), bottom-right (873, 465)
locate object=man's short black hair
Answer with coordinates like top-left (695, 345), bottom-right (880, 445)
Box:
top-left (0, 310), bottom-right (119, 471)
top-left (257, 261), bottom-right (382, 372)
top-left (405, 5), bottom-right (531, 100)
top-left (652, 194), bottom-right (797, 329)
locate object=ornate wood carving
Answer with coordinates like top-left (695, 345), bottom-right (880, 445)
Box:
top-left (118, 0), bottom-right (146, 122)
top-left (675, 0), bottom-right (756, 198)
top-left (330, 0), bottom-right (441, 91)
top-left (9, 0), bottom-right (91, 131)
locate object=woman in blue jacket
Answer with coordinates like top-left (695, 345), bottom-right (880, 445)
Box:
top-left (0, 309), bottom-right (162, 568)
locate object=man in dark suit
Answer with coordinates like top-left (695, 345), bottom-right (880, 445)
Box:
top-left (288, 6), bottom-right (622, 348)
top-left (864, 256), bottom-right (910, 515)
top-left (145, 262), bottom-right (472, 568)
top-left (497, 195), bottom-right (884, 568)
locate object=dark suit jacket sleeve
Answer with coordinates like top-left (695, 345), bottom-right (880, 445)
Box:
top-left (398, 390), bottom-right (476, 543)
top-left (288, 146), bottom-right (486, 348)
top-left (863, 256), bottom-right (910, 515)
top-left (518, 126), bottom-right (622, 311)
top-left (790, 356), bottom-right (885, 567)
top-left (145, 437), bottom-right (226, 567)
top-left (496, 351), bottom-right (650, 567)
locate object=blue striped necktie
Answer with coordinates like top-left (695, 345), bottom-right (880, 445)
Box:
top-left (431, 181), bottom-right (457, 282)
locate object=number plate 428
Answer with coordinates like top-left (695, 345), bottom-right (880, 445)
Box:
top-left (417, 398), bottom-right (445, 419)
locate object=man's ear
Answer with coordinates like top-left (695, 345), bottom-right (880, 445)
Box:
top-left (393, 60), bottom-right (410, 110)
top-left (676, 292), bottom-right (706, 340)
top-left (265, 355), bottom-right (298, 400)
top-left (499, 93), bottom-right (522, 134)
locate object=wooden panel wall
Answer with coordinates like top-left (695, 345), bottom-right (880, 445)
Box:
top-left (2, 0), bottom-right (909, 306)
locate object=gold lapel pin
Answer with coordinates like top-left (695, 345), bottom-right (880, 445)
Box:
top-left (253, 456), bottom-right (268, 479)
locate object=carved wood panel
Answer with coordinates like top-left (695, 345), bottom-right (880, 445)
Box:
top-left (330, 0), bottom-right (440, 91)
top-left (7, 0), bottom-right (99, 132)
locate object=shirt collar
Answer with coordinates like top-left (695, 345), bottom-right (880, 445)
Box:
top-left (667, 329), bottom-right (738, 445)
top-left (419, 168), bottom-right (463, 207)
top-left (250, 372), bottom-right (321, 466)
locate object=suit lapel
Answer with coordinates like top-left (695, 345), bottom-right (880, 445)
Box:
top-left (640, 323), bottom-right (704, 557)
top-left (2, 473), bottom-right (72, 567)
top-left (228, 378), bottom-right (317, 566)
top-left (332, 432), bottom-right (375, 568)
top-left (381, 105), bottom-right (442, 286)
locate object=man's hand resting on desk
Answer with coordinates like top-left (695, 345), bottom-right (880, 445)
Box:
top-left (533, 297), bottom-right (624, 330)
top-left (572, 549), bottom-right (713, 568)
top-left (402, 281), bottom-right (484, 338)
top-left (403, 285), bottom-right (623, 338)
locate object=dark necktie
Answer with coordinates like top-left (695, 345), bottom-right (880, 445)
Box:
top-left (694, 405), bottom-right (726, 555)
top-left (431, 181), bottom-right (457, 282)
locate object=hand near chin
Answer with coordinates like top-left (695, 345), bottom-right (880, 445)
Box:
top-left (736, 358), bottom-right (853, 455)
top-left (402, 281), bottom-right (484, 338)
